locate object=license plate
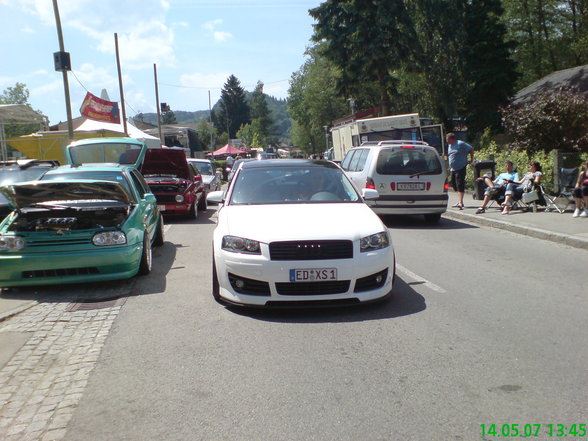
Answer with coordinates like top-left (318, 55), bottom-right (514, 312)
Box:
top-left (397, 182), bottom-right (425, 191)
top-left (289, 268), bottom-right (337, 282)
top-left (157, 205), bottom-right (166, 211)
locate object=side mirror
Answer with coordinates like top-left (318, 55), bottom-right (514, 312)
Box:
top-left (207, 190), bottom-right (224, 204)
top-left (144, 193), bottom-right (157, 204)
top-left (361, 188), bottom-right (379, 200)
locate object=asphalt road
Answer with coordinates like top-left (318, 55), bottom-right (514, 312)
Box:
top-left (63, 207), bottom-right (587, 441)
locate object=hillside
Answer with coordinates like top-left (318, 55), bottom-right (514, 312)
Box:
top-left (135, 94), bottom-right (291, 143)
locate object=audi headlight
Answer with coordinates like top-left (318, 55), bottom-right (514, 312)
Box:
top-left (360, 232), bottom-right (389, 252)
top-left (92, 231), bottom-right (127, 246)
top-left (175, 195), bottom-right (185, 202)
top-left (222, 235), bottom-right (261, 254)
top-left (0, 236), bottom-right (25, 251)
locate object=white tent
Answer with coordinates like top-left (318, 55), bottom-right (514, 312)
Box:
top-left (76, 118), bottom-right (162, 149)
top-left (0, 104), bottom-right (48, 160)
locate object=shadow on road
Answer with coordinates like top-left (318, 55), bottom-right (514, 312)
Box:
top-left (0, 240), bottom-right (177, 303)
top-left (382, 215), bottom-right (478, 231)
top-left (163, 207), bottom-right (217, 225)
top-left (229, 276), bottom-right (426, 324)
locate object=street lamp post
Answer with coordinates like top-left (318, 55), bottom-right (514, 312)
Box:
top-left (323, 125), bottom-right (329, 156)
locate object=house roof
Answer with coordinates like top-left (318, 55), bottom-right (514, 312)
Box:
top-left (513, 64), bottom-right (588, 105)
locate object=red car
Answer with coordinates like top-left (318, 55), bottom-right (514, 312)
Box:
top-left (141, 148), bottom-right (206, 218)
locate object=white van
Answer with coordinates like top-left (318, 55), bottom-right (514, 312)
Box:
top-left (341, 140), bottom-right (448, 223)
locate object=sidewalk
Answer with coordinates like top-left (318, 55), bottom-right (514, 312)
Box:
top-left (444, 190), bottom-right (588, 250)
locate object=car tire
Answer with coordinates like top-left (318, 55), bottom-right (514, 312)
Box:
top-left (188, 201), bottom-right (198, 219)
top-left (424, 213), bottom-right (442, 223)
top-left (138, 234), bottom-right (152, 275)
top-left (153, 215), bottom-right (165, 247)
top-left (212, 255), bottom-right (222, 303)
top-left (198, 192), bottom-right (208, 211)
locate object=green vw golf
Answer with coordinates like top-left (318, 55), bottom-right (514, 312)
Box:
top-left (0, 138), bottom-right (164, 288)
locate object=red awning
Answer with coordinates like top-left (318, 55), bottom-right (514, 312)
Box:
top-left (212, 144), bottom-right (246, 155)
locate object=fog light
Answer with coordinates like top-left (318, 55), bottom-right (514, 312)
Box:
top-left (375, 275), bottom-right (383, 283)
top-left (175, 195), bottom-right (184, 202)
top-left (235, 279), bottom-right (245, 289)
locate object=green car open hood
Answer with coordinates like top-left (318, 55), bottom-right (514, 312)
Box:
top-left (66, 138), bottom-right (147, 169)
top-left (0, 180), bottom-right (133, 209)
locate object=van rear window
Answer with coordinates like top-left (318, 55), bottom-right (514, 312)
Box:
top-left (376, 149), bottom-right (442, 175)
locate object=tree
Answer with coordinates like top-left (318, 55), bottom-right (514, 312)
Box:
top-left (0, 82), bottom-right (47, 138)
top-left (288, 46), bottom-right (349, 154)
top-left (310, 0), bottom-right (418, 115)
top-left (462, 0), bottom-right (519, 135)
top-left (213, 75), bottom-right (250, 138)
top-left (249, 81), bottom-right (272, 143)
top-left (196, 120), bottom-right (215, 150)
top-left (161, 109), bottom-right (177, 125)
top-left (502, 87), bottom-right (588, 153)
top-left (502, 0), bottom-right (588, 89)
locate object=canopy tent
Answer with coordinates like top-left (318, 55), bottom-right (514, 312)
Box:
top-left (0, 104), bottom-right (48, 160)
top-left (76, 119), bottom-right (161, 149)
top-left (212, 144), bottom-right (246, 156)
top-left (5, 118), bottom-right (162, 163)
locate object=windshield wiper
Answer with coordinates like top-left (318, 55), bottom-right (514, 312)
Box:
top-left (25, 202), bottom-right (74, 210)
top-left (409, 170), bottom-right (434, 178)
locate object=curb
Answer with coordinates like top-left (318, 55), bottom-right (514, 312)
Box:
top-left (0, 301), bottom-right (38, 323)
top-left (442, 210), bottom-right (588, 250)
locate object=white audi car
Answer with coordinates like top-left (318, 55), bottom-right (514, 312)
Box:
top-left (207, 159), bottom-right (396, 308)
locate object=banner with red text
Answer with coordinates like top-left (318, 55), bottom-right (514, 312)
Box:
top-left (79, 92), bottom-right (120, 123)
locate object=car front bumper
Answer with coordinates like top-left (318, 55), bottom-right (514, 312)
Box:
top-left (214, 245), bottom-right (395, 307)
top-left (0, 244), bottom-right (143, 287)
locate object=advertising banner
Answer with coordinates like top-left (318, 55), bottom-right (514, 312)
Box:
top-left (79, 92), bottom-right (120, 123)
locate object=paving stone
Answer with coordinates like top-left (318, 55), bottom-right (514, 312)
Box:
top-left (42, 428), bottom-right (68, 441)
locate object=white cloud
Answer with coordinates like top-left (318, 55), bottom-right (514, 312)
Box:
top-left (30, 80), bottom-right (63, 96)
top-left (202, 19), bottom-right (233, 42)
top-left (213, 31), bottom-right (232, 42)
top-left (18, 0), bottom-right (177, 69)
top-left (21, 26), bottom-right (35, 34)
top-left (180, 72), bottom-right (230, 90)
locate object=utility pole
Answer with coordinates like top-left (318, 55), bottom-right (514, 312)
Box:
top-left (114, 33), bottom-right (127, 135)
top-left (153, 64), bottom-right (163, 146)
top-left (51, 0), bottom-right (74, 140)
top-left (208, 90), bottom-right (214, 150)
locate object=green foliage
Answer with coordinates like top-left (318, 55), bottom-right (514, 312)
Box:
top-left (161, 109), bottom-right (177, 125)
top-left (249, 81), bottom-right (272, 143)
top-left (502, 0), bottom-right (588, 90)
top-left (466, 139), bottom-right (555, 189)
top-left (288, 46), bottom-right (348, 153)
top-left (196, 120), bottom-right (215, 150)
top-left (310, 0), bottom-right (416, 114)
top-left (0, 82), bottom-right (46, 138)
top-left (501, 87), bottom-right (588, 153)
top-left (462, 0), bottom-right (519, 135)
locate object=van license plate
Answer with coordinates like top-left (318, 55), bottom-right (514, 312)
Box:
top-left (290, 268), bottom-right (337, 282)
top-left (397, 182), bottom-right (425, 191)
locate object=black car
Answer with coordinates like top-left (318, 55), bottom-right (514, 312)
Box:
top-left (0, 159), bottom-right (60, 219)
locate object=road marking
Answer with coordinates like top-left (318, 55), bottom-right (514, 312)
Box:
top-left (396, 264), bottom-right (447, 293)
top-left (164, 224), bottom-right (172, 233)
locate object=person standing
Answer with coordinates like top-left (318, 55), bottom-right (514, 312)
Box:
top-left (573, 160), bottom-right (588, 218)
top-left (446, 132), bottom-right (474, 209)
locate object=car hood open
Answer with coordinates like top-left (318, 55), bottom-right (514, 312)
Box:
top-left (66, 138), bottom-right (147, 169)
top-left (0, 180), bottom-right (133, 209)
top-left (141, 148), bottom-right (191, 179)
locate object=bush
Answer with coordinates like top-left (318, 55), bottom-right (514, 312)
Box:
top-left (466, 140), bottom-right (554, 190)
top-left (501, 87), bottom-right (588, 153)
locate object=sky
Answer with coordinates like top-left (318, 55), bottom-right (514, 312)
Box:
top-left (0, 0), bottom-right (321, 125)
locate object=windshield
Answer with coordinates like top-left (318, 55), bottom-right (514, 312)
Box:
top-left (40, 171), bottom-right (133, 196)
top-left (69, 142), bottom-right (143, 165)
top-left (376, 148), bottom-right (442, 175)
top-left (192, 162), bottom-right (214, 175)
top-left (0, 167), bottom-right (51, 185)
top-left (229, 166), bottom-right (360, 205)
